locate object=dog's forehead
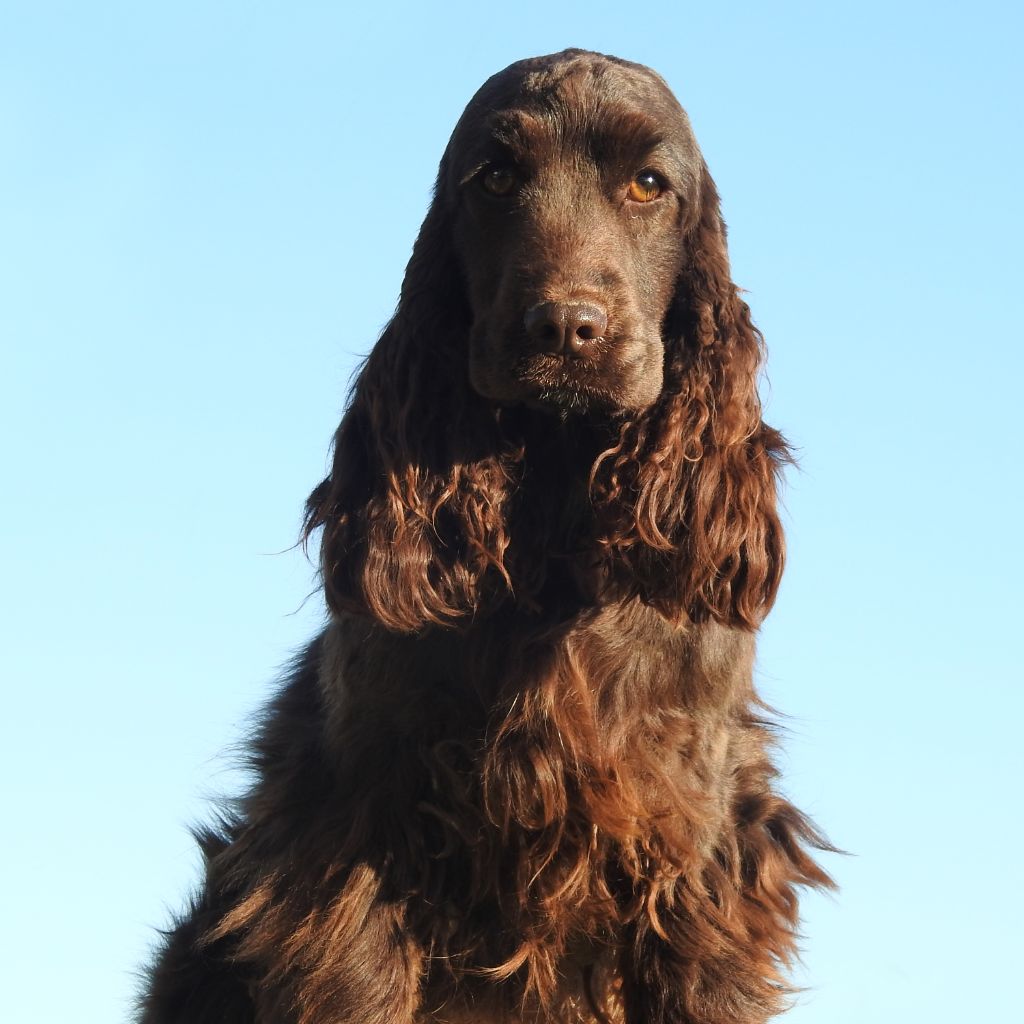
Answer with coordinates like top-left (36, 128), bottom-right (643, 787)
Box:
top-left (447, 51), bottom-right (699, 170)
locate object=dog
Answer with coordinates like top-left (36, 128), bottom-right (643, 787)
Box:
top-left (140, 49), bottom-right (832, 1024)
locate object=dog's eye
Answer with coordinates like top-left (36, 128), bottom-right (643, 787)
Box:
top-left (481, 165), bottom-right (519, 197)
top-left (627, 170), bottom-right (664, 203)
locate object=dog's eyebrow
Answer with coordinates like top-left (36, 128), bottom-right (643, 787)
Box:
top-left (588, 110), bottom-right (666, 161)
top-left (450, 110), bottom-right (546, 184)
top-left (487, 109), bottom-right (552, 161)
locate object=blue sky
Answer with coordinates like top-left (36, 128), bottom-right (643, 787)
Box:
top-left (2, 1), bottom-right (1021, 1020)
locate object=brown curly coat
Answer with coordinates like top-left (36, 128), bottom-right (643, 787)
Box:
top-left (140, 49), bottom-right (833, 1024)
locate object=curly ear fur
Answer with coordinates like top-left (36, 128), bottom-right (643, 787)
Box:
top-left (304, 178), bottom-right (523, 633)
top-left (591, 165), bottom-right (790, 629)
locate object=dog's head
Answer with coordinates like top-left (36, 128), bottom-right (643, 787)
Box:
top-left (444, 52), bottom-right (704, 415)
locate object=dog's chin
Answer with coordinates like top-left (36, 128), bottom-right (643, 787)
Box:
top-left (523, 386), bottom-right (606, 417)
top-left (472, 371), bottom-right (623, 418)
top-left (471, 350), bottom-right (661, 418)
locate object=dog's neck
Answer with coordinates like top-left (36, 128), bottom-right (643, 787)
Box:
top-left (471, 409), bottom-right (632, 623)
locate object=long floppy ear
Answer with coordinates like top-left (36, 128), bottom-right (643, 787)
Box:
top-left (303, 177), bottom-right (520, 633)
top-left (592, 164), bottom-right (790, 629)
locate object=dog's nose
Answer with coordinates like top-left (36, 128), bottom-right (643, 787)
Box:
top-left (524, 301), bottom-right (608, 355)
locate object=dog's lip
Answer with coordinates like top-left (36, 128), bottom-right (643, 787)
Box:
top-left (518, 351), bottom-right (596, 370)
top-left (508, 353), bottom-right (621, 409)
top-left (513, 351), bottom-right (604, 385)
top-left (513, 342), bottom-right (614, 369)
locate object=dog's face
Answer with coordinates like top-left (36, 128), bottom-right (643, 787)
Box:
top-left (445, 52), bottom-right (704, 415)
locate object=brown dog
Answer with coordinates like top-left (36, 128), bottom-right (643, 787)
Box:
top-left (141, 49), bottom-right (832, 1024)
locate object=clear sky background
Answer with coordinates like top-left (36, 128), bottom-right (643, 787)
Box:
top-left (2, 1), bottom-right (1021, 1020)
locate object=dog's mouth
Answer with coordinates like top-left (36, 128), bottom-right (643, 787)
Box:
top-left (512, 351), bottom-right (621, 413)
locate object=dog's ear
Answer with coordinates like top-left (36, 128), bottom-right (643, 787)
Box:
top-left (592, 164), bottom-right (789, 628)
top-left (304, 176), bottom-right (518, 633)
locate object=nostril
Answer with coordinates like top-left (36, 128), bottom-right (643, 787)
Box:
top-left (524, 302), bottom-right (568, 353)
top-left (566, 302), bottom-right (608, 352)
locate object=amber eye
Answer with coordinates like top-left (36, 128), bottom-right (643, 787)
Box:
top-left (481, 165), bottom-right (519, 197)
top-left (628, 170), bottom-right (664, 203)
